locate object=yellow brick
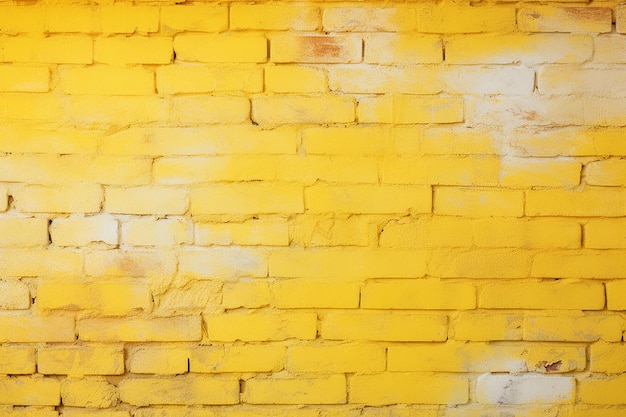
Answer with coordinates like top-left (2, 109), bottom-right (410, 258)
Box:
top-left (190, 184), bottom-right (303, 215)
top-left (526, 344), bottom-right (587, 373)
top-left (0, 218), bottom-right (48, 248)
top-left (0, 35), bottom-right (92, 64)
top-left (62, 410), bottom-right (127, 417)
top-left (0, 408), bottom-right (58, 417)
top-left (232, 5), bottom-right (320, 30)
top-left (288, 344), bottom-right (385, 372)
top-left (190, 345), bottom-right (286, 373)
top-left (99, 5), bottom-right (159, 34)
top-left (59, 66), bottom-right (153, 95)
top-left (606, 280), bottom-right (626, 310)
top-left (365, 34), bottom-right (442, 64)
top-left (579, 374), bottom-right (626, 404)
top-left (0, 314), bottom-right (74, 342)
top-left (434, 188), bottom-right (524, 217)
top-left (157, 65), bottom-right (262, 94)
top-left (358, 95), bottom-right (464, 124)
top-left (127, 346), bottom-right (190, 375)
top-left (175, 34), bottom-right (266, 63)
top-left (454, 312), bottom-right (524, 341)
top-left (473, 218), bottom-right (581, 249)
top-left (122, 218), bottom-right (191, 246)
top-left (102, 126), bottom-right (296, 156)
top-left (350, 373), bottom-right (468, 405)
top-left (0, 6), bottom-right (45, 33)
top-left (418, 4), bottom-right (514, 33)
top-left (105, 187), bottom-right (187, 215)
top-left (383, 156), bottom-right (499, 185)
top-left (524, 313), bottom-right (622, 342)
top-left (586, 220), bottom-right (626, 249)
top-left (179, 248), bottom-right (267, 280)
top-left (565, 406), bottom-right (626, 417)
top-left (120, 376), bottom-right (239, 406)
top-left (45, 6), bottom-right (97, 33)
top-left (362, 279), bottom-right (475, 310)
top-left (38, 345), bottom-right (123, 376)
top-left (428, 249), bottom-right (532, 278)
top-left (0, 125), bottom-right (98, 154)
top-left (161, 5), bottom-right (228, 33)
top-left (500, 158), bottom-right (581, 187)
top-left (590, 342), bottom-right (626, 373)
top-left (156, 281), bottom-right (221, 314)
top-left (206, 311), bottom-right (316, 342)
top-left (266, 66), bottom-right (327, 93)
top-left (94, 36), bottom-right (172, 65)
top-left (540, 68), bottom-right (626, 96)
top-left (78, 316), bottom-right (201, 342)
top-left (0, 377), bottom-right (60, 406)
top-left (223, 281), bottom-right (271, 309)
top-left (0, 93), bottom-right (63, 122)
top-left (252, 95), bottom-right (354, 125)
top-left (279, 155), bottom-right (377, 184)
top-left (85, 250), bottom-right (177, 279)
top-left (271, 34), bottom-right (361, 63)
top-left (154, 156), bottom-right (275, 184)
top-left (289, 215), bottom-right (371, 247)
top-left (270, 249), bottom-right (427, 279)
top-left (321, 311), bottom-right (447, 341)
top-left (446, 34), bottom-right (592, 64)
top-left (479, 281), bottom-right (605, 309)
top-left (379, 217), bottom-right (473, 248)
top-left (532, 250), bottom-right (626, 279)
top-left (586, 159), bottom-right (626, 186)
top-left (37, 281), bottom-right (150, 315)
top-left (424, 128), bottom-right (500, 156)
top-left (0, 347), bottom-right (35, 374)
top-left (527, 188), bottom-right (626, 217)
top-left (595, 36), bottom-right (626, 63)
top-left (273, 280), bottom-right (359, 308)
top-left (302, 126), bottom-right (391, 155)
top-left (476, 374), bottom-right (575, 405)
top-left (243, 375), bottom-right (345, 405)
top-left (67, 96), bottom-right (166, 127)
top-left (469, 96), bottom-right (583, 127)
top-left (171, 95), bottom-right (250, 124)
top-left (619, 5), bottom-right (626, 33)
top-left (0, 66), bottom-right (48, 92)
top-left (196, 221), bottom-right (289, 246)
top-left (324, 7), bottom-right (415, 31)
top-left (60, 379), bottom-right (118, 408)
top-left (0, 249), bottom-right (81, 278)
top-left (50, 216), bottom-right (118, 247)
top-left (518, 7), bottom-right (612, 33)
top-left (329, 66), bottom-right (441, 94)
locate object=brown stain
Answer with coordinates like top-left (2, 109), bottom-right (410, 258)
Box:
top-left (302, 36), bottom-right (343, 59)
top-left (118, 255), bottom-right (145, 277)
top-left (563, 7), bottom-right (608, 21)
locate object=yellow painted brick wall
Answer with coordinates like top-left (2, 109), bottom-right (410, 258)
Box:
top-left (0, 0), bottom-right (624, 416)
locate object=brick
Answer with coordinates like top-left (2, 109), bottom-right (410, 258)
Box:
top-left (128, 346), bottom-right (189, 375)
top-left (527, 189), bottom-right (626, 217)
top-left (595, 36), bottom-right (626, 63)
top-left (37, 281), bottom-right (150, 315)
top-left (45, 6), bottom-right (97, 33)
top-left (0, 94), bottom-right (63, 122)
top-left (0, 314), bottom-right (74, 342)
top-left (0, 377), bottom-right (60, 406)
top-left (325, 7), bottom-right (414, 31)
top-left (85, 249), bottom-right (177, 279)
top-left (156, 281), bottom-right (221, 314)
top-left (476, 374), bottom-right (574, 404)
top-left (289, 215), bottom-right (371, 247)
top-left (469, 97), bottom-right (583, 127)
top-left (288, 344), bottom-right (384, 373)
top-left (122, 219), bottom-right (191, 246)
top-left (473, 218), bottom-right (581, 249)
top-left (321, 311), bottom-right (447, 341)
top-left (59, 66), bottom-right (154, 95)
top-left (62, 410), bottom-right (127, 417)
top-left (532, 250), bottom-right (626, 279)
top-left (365, 33), bottom-right (442, 64)
top-left (511, 128), bottom-right (626, 157)
top-left (379, 217), bottom-right (473, 248)
top-left (120, 376), bottom-right (239, 406)
top-left (579, 374), bottom-right (626, 404)
top-left (586, 159), bottom-right (626, 186)
top-left (591, 342), bottom-right (626, 373)
top-left (50, 216), bottom-right (118, 247)
top-left (171, 96), bottom-right (250, 124)
top-left (60, 379), bottom-right (118, 408)
top-left (196, 221), bottom-right (288, 246)
top-left (99, 5), bottom-right (159, 33)
top-left (500, 158), bottom-right (581, 187)
top-left (422, 127), bottom-right (500, 155)
top-left (584, 97), bottom-right (626, 126)
top-left (0, 35), bottom-right (92, 64)
top-left (428, 249), bottom-right (532, 278)
top-left (350, 373), bottom-right (468, 405)
top-left (154, 156), bottom-right (275, 184)
top-left (273, 280), bottom-right (359, 308)
top-left (102, 126), bottom-right (297, 156)
top-left (0, 126), bottom-right (98, 154)
top-left (0, 66), bottom-right (48, 92)
top-left (0, 218), bottom-right (48, 248)
top-left (434, 188), bottom-right (523, 217)
top-left (479, 281), bottom-right (604, 309)
top-left (443, 66), bottom-right (535, 95)
top-left (190, 345), bottom-right (285, 373)
top-left (271, 34), bottom-right (361, 63)
top-left (280, 156), bottom-right (378, 184)
top-left (446, 34), bottom-right (592, 64)
top-left (266, 66), bottom-right (327, 93)
top-left (444, 406), bottom-right (558, 417)
top-left (0, 6), bottom-right (45, 33)
top-left (0, 249), bottom-right (82, 277)
top-left (38, 345), bottom-right (123, 376)
top-left (174, 34), bottom-right (266, 63)
top-left (244, 375), bottom-right (345, 405)
top-left (455, 312), bottom-right (524, 341)
top-left (223, 281), bottom-right (271, 309)
top-left (383, 156), bottom-right (499, 186)
top-left (302, 126), bottom-right (391, 155)
top-left (78, 316), bottom-right (201, 342)
top-left (0, 408), bottom-right (58, 417)
top-left (329, 66), bottom-right (441, 95)
top-left (157, 65), bottom-right (262, 94)
top-left (161, 5), bottom-right (228, 32)
top-left (358, 95), bottom-right (464, 124)
top-left (190, 184), bottom-right (302, 215)
top-left (362, 279), bottom-right (475, 310)
top-left (179, 248), bottom-right (267, 280)
top-left (105, 187), bottom-right (187, 215)
top-left (252, 95), bottom-right (354, 125)
top-left (417, 4), bottom-right (515, 33)
top-left (540, 69), bottom-right (626, 96)
top-left (606, 281), bottom-right (626, 310)
top-left (619, 6), bottom-right (626, 33)
top-left (94, 36), bottom-right (172, 65)
top-left (270, 249), bottom-right (427, 279)
top-left (0, 347), bottom-right (35, 374)
top-left (518, 7), bottom-right (612, 33)
top-left (66, 96), bottom-right (165, 127)
top-left (206, 311), bottom-right (316, 342)
top-left (232, 5), bottom-right (320, 30)
top-left (524, 314), bottom-right (622, 342)
top-left (586, 220), bottom-right (626, 249)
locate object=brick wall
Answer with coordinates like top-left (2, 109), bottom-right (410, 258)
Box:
top-left (0, 1), bottom-right (625, 416)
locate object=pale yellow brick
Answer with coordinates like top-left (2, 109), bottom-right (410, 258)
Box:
top-left (243, 375), bottom-right (345, 405)
top-left (584, 97), bottom-right (626, 126)
top-left (480, 281), bottom-right (604, 309)
top-left (476, 374), bottom-right (574, 404)
top-left (45, 6), bottom-right (97, 33)
top-left (170, 96), bottom-right (250, 124)
top-left (301, 126), bottom-right (391, 155)
top-left (232, 5), bottom-right (320, 30)
top-left (289, 344), bottom-right (384, 373)
top-left (0, 377), bottom-right (60, 406)
top-left (78, 316), bottom-right (201, 342)
top-left (358, 95), bottom-right (464, 124)
top-left (99, 4), bottom-right (159, 34)
top-left (0, 218), bottom-right (48, 247)
top-left (468, 97), bottom-right (583, 127)
top-left (154, 156), bottom-right (275, 184)
top-left (175, 34), bottom-right (266, 63)
top-left (266, 66), bottom-right (327, 93)
top-left (223, 281), bottom-right (271, 309)
top-left (618, 5), bottom-right (626, 33)
top-left (0, 6), bottom-right (45, 33)
top-left (379, 217), bottom-right (473, 248)
top-left (156, 281), bottom-right (221, 314)
top-left (13, 184), bottom-right (102, 214)
top-left (157, 65), bottom-right (262, 94)
top-left (365, 34), bottom-right (441, 64)
top-left (105, 187), bottom-right (188, 215)
top-left (428, 249), bottom-right (532, 278)
top-left (586, 159), bottom-right (626, 186)
top-left (586, 220), bottom-right (626, 249)
top-left (119, 376), bottom-right (239, 406)
top-left (500, 158), bottom-right (581, 187)
top-left (532, 250), bottom-right (626, 279)
top-left (0, 66), bottom-right (48, 92)
top-left (0, 35), bottom-right (93, 64)
top-left (0, 249), bottom-right (83, 277)
top-left (127, 346), bottom-right (190, 375)
top-left (362, 279), bottom-right (475, 310)
top-left (66, 96), bottom-right (166, 127)
top-left (518, 7), bottom-right (612, 33)
top-left (606, 280), bottom-right (626, 310)
top-left (0, 314), bottom-right (75, 342)
top-left (444, 406), bottom-right (559, 417)
top-left (273, 280), bottom-right (359, 308)
top-left (383, 156), bottom-right (499, 186)
top-left (0, 347), bottom-right (35, 374)
top-left (0, 126), bottom-right (98, 154)
top-left (421, 127), bottom-right (496, 156)
top-left (94, 36), bottom-right (172, 65)
top-left (161, 5), bottom-right (228, 32)
top-left (595, 36), bottom-right (626, 63)
top-left (540, 68), bottom-right (626, 96)
top-left (38, 345), bottom-right (123, 376)
top-left (527, 189), bottom-right (626, 217)
top-left (473, 218), bottom-right (581, 249)
top-left (329, 66), bottom-right (441, 94)
top-left (122, 218), bottom-right (191, 246)
top-left (86, 250), bottom-right (176, 279)
top-left (59, 66), bottom-right (154, 95)
top-left (591, 342), bottom-right (626, 373)
top-left (196, 221), bottom-right (289, 246)
top-left (178, 248), bottom-right (267, 280)
top-left (324, 7), bottom-right (414, 32)
top-left (443, 66), bottom-right (535, 96)
top-left (580, 374), bottom-right (626, 404)
top-left (524, 313), bottom-right (622, 342)
top-left (278, 155), bottom-right (378, 184)
top-left (50, 216), bottom-right (118, 247)
top-left (434, 188), bottom-right (524, 217)
top-left (289, 215), bottom-right (371, 247)
top-left (190, 345), bottom-right (285, 373)
top-left (190, 184), bottom-right (303, 215)
top-left (252, 95), bottom-right (354, 125)
top-left (206, 311), bottom-right (316, 342)
top-left (455, 312), bottom-right (524, 341)
top-left (417, 4), bottom-right (515, 33)
top-left (271, 34), bottom-right (362, 63)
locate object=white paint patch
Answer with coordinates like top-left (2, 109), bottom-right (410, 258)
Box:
top-left (476, 373), bottom-right (575, 404)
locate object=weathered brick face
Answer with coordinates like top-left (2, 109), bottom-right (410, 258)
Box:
top-left (0, 1), bottom-right (624, 416)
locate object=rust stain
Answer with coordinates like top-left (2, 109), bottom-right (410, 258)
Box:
top-left (563, 7), bottom-right (607, 20)
top-left (303, 36), bottom-right (342, 59)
